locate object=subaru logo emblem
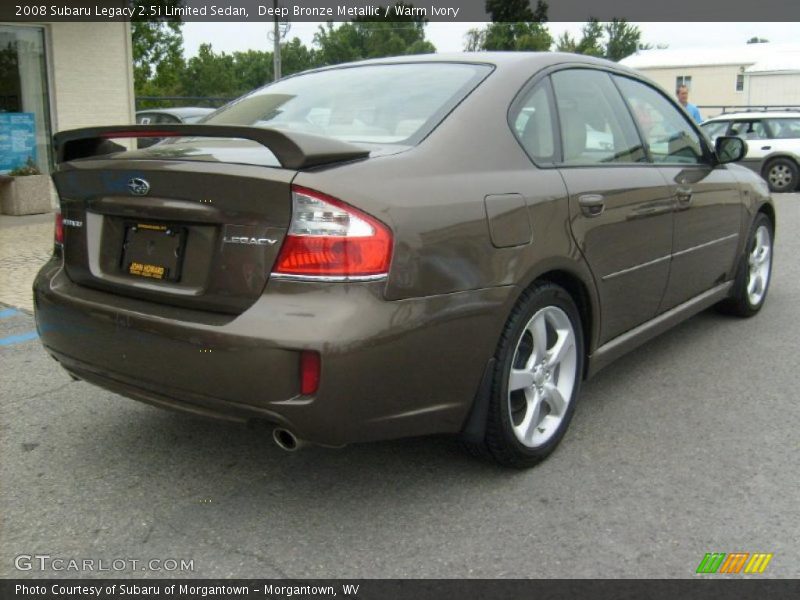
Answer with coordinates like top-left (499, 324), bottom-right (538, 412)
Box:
top-left (128, 177), bottom-right (150, 196)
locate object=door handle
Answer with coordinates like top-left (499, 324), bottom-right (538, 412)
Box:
top-left (578, 194), bottom-right (605, 217)
top-left (676, 190), bottom-right (693, 208)
top-left (761, 146), bottom-right (772, 151)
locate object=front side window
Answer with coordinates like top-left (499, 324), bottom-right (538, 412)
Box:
top-left (729, 120), bottom-right (769, 140)
top-left (511, 82), bottom-right (556, 163)
top-left (615, 76), bottom-right (706, 164)
top-left (204, 63), bottom-right (491, 145)
top-left (701, 120), bottom-right (731, 142)
top-left (764, 118), bottom-right (800, 139)
top-left (550, 69), bottom-right (645, 165)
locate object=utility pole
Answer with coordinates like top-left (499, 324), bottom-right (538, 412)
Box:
top-left (272, 0), bottom-right (281, 81)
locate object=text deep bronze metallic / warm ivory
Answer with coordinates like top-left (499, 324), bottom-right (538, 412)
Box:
top-left (34, 53), bottom-right (774, 467)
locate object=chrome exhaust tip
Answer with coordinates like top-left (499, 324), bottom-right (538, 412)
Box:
top-left (272, 428), bottom-right (304, 452)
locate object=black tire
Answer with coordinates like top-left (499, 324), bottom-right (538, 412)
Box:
top-left (762, 157), bottom-right (799, 193)
top-left (476, 282), bottom-right (585, 468)
top-left (717, 212), bottom-right (774, 317)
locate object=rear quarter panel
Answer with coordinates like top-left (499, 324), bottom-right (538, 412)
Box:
top-left (293, 57), bottom-right (602, 350)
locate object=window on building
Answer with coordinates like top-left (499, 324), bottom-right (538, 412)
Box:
top-left (0, 25), bottom-right (51, 174)
top-left (736, 74), bottom-right (744, 92)
top-left (676, 75), bottom-right (692, 91)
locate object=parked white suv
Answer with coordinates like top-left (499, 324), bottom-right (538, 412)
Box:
top-left (701, 111), bottom-right (800, 192)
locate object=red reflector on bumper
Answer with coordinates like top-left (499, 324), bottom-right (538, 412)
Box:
top-left (300, 351), bottom-right (321, 395)
top-left (55, 213), bottom-right (64, 245)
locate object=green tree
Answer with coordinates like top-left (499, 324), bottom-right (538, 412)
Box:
top-left (313, 3), bottom-right (436, 65)
top-left (604, 19), bottom-right (644, 61)
top-left (132, 0), bottom-right (185, 96)
top-left (484, 0), bottom-right (537, 21)
top-left (230, 49), bottom-right (272, 92)
top-left (181, 44), bottom-right (237, 97)
top-left (557, 19), bottom-right (647, 62)
top-left (554, 31), bottom-right (577, 53)
top-left (280, 37), bottom-right (319, 76)
top-left (465, 0), bottom-right (552, 51)
top-left (575, 19), bottom-right (604, 56)
top-left (313, 22), bottom-right (365, 65)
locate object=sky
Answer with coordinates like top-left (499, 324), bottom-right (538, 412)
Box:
top-left (181, 22), bottom-right (798, 57)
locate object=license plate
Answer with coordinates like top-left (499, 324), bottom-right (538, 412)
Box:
top-left (121, 223), bottom-right (186, 282)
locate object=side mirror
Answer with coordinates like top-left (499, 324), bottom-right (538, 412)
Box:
top-left (715, 136), bottom-right (747, 164)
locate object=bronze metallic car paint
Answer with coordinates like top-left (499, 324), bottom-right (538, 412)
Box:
top-left (560, 166), bottom-right (676, 344)
top-left (34, 53), bottom-right (774, 448)
top-left (657, 165), bottom-right (743, 308)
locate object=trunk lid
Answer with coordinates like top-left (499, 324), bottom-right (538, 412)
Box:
top-left (51, 125), bottom-right (370, 314)
top-left (55, 156), bottom-right (293, 314)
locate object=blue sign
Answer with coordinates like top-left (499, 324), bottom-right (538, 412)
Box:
top-left (0, 113), bottom-right (37, 174)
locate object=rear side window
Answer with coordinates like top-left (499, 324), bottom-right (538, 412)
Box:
top-left (204, 63), bottom-right (492, 145)
top-left (511, 82), bottom-right (556, 163)
top-left (764, 118), bottom-right (800, 139)
top-left (614, 76), bottom-right (706, 164)
top-left (550, 69), bottom-right (646, 165)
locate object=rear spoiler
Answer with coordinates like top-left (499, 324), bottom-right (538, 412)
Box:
top-left (53, 124), bottom-right (371, 170)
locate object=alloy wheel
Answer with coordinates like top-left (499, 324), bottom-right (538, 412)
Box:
top-left (747, 225), bottom-right (772, 306)
top-left (507, 306), bottom-right (578, 448)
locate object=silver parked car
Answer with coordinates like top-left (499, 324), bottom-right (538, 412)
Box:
top-left (135, 107), bottom-right (216, 148)
top-left (701, 111), bottom-right (800, 192)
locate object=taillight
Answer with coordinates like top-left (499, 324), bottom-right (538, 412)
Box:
top-left (54, 213), bottom-right (64, 246)
top-left (273, 186), bottom-right (392, 279)
top-left (300, 350), bottom-right (321, 395)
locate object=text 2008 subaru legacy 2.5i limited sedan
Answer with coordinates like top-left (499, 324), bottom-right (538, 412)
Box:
top-left (34, 53), bottom-right (774, 467)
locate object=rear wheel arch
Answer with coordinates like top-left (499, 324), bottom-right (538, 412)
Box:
top-left (526, 269), bottom-right (596, 375)
top-left (761, 153), bottom-right (798, 175)
top-left (540, 271), bottom-right (591, 341)
top-left (460, 268), bottom-right (596, 450)
top-left (477, 279), bottom-right (586, 466)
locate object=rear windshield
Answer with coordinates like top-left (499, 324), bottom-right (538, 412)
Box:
top-left (204, 63), bottom-right (492, 145)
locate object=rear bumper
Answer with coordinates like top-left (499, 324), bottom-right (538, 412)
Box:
top-left (34, 257), bottom-right (512, 446)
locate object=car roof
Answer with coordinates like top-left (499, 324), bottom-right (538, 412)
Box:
top-left (704, 111), bottom-right (800, 122)
top-left (136, 107), bottom-right (216, 118)
top-left (298, 51), bottom-right (641, 78)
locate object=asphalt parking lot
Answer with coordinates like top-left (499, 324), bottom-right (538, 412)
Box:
top-left (1, 194), bottom-right (798, 579)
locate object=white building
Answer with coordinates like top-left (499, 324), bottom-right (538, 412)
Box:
top-left (620, 43), bottom-right (800, 118)
top-left (0, 22), bottom-right (135, 174)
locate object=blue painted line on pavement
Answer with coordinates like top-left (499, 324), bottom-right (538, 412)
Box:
top-left (0, 309), bottom-right (21, 319)
top-left (0, 331), bottom-right (39, 346)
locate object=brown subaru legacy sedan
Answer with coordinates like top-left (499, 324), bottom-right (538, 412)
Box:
top-left (34, 53), bottom-right (774, 467)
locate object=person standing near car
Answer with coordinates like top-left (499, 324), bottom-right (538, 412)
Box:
top-left (676, 85), bottom-right (703, 123)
